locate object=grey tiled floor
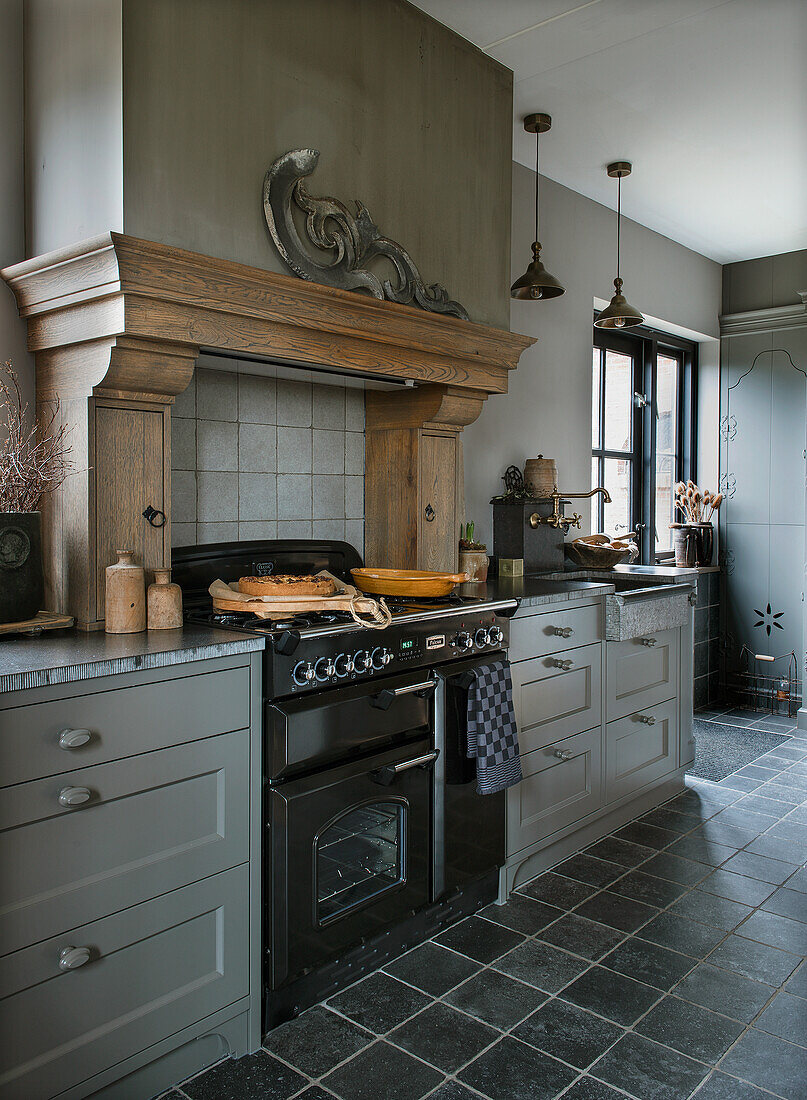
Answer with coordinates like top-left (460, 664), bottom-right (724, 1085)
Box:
top-left (165, 709), bottom-right (807, 1100)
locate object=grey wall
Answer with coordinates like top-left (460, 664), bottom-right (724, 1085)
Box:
top-left (120, 0), bottom-right (512, 329)
top-left (171, 366), bottom-right (365, 552)
top-left (24, 0), bottom-right (123, 256)
top-left (0, 0), bottom-right (33, 413)
top-left (723, 249), bottom-right (807, 313)
top-left (463, 165), bottom-right (723, 548)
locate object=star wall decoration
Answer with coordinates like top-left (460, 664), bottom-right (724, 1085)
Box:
top-left (753, 603), bottom-right (784, 637)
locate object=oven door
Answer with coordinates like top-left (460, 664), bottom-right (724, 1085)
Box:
top-left (267, 734), bottom-right (435, 990)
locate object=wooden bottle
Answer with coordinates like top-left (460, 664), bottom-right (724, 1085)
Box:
top-left (147, 567), bottom-right (183, 629)
top-left (105, 549), bottom-right (146, 634)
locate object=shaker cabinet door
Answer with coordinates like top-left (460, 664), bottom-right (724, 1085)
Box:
top-left (511, 643), bottom-right (602, 753)
top-left (606, 628), bottom-right (679, 721)
top-left (418, 432), bottom-right (458, 572)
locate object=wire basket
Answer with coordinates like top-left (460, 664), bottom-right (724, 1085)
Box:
top-left (727, 647), bottom-right (801, 717)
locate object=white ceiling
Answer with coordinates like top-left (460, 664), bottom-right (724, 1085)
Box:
top-left (413, 0), bottom-right (807, 263)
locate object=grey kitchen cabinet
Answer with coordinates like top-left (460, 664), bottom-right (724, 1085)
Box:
top-left (509, 601), bottom-right (602, 662)
top-left (605, 628), bottom-right (680, 721)
top-left (605, 697), bottom-right (678, 803)
top-left (511, 642), bottom-right (602, 753)
top-left (0, 652), bottom-right (262, 1100)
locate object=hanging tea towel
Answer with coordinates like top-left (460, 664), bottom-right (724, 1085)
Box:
top-left (466, 658), bottom-right (523, 795)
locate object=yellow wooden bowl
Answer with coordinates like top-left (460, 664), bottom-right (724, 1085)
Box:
top-left (351, 567), bottom-right (470, 597)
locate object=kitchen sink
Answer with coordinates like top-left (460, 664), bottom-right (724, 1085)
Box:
top-left (604, 576), bottom-right (695, 640)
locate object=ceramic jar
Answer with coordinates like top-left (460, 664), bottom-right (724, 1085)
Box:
top-left (0, 511), bottom-right (44, 624)
top-left (147, 567), bottom-right (183, 629)
top-left (671, 524), bottom-right (697, 568)
top-left (693, 523), bottom-right (714, 566)
top-left (105, 550), bottom-right (146, 634)
top-left (523, 455), bottom-right (558, 499)
top-left (458, 548), bottom-right (489, 583)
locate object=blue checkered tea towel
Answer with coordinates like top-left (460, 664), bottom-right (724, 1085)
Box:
top-left (465, 658), bottom-right (522, 795)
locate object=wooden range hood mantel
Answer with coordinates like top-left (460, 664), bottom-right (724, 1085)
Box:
top-left (2, 233), bottom-right (534, 627)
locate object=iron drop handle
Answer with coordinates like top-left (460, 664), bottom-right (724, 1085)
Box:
top-left (58, 728), bottom-right (91, 750)
top-left (142, 504), bottom-right (167, 528)
top-left (59, 946), bottom-right (91, 971)
top-left (371, 750), bottom-right (439, 786)
top-left (58, 786), bottom-right (92, 808)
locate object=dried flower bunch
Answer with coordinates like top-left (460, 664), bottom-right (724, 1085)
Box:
top-left (0, 360), bottom-right (74, 513)
top-left (674, 480), bottom-right (722, 524)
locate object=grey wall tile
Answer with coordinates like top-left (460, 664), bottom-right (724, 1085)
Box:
top-left (197, 522), bottom-right (239, 543)
top-left (345, 519), bottom-right (364, 555)
top-left (345, 475), bottom-right (364, 519)
top-left (238, 373), bottom-right (276, 424)
top-left (197, 471), bottom-right (239, 521)
top-left (197, 368), bottom-right (238, 421)
top-left (345, 431), bottom-right (364, 474)
top-left (197, 419), bottom-right (239, 470)
top-left (278, 426), bottom-right (312, 473)
top-left (313, 430), bottom-right (345, 473)
top-left (239, 423), bottom-right (276, 472)
top-left (313, 385), bottom-right (345, 429)
top-left (239, 521), bottom-right (277, 540)
top-left (314, 476), bottom-right (346, 520)
top-left (171, 418), bottom-right (196, 470)
top-left (172, 470), bottom-right (197, 523)
top-left (239, 472), bottom-right (277, 521)
top-left (171, 522), bottom-right (196, 547)
top-left (173, 374), bottom-right (196, 419)
top-left (277, 379), bottom-right (312, 426)
top-left (345, 388), bottom-right (365, 431)
top-left (278, 474), bottom-right (312, 519)
top-left (316, 520), bottom-right (345, 540)
top-left (277, 520), bottom-right (313, 538)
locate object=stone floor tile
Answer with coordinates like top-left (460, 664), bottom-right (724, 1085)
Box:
top-left (719, 1027), bottom-right (807, 1099)
top-left (443, 967), bottom-right (546, 1030)
top-left (432, 915), bottom-right (524, 964)
top-left (479, 895), bottom-right (564, 935)
top-left (590, 1032), bottom-right (709, 1100)
top-left (638, 912), bottom-right (726, 957)
top-left (754, 990), bottom-right (807, 1046)
top-left (608, 869), bottom-right (689, 908)
top-left (602, 937), bottom-right (696, 990)
top-left (388, 1002), bottom-right (499, 1074)
top-left (706, 933), bottom-right (801, 985)
top-left (574, 889), bottom-right (659, 933)
top-left (493, 939), bottom-right (590, 993)
top-left (634, 995), bottom-right (744, 1062)
top-left (517, 872), bottom-right (596, 910)
top-left (384, 942), bottom-right (480, 996)
top-left (555, 853), bottom-right (625, 888)
top-left (668, 889), bottom-right (753, 931)
top-left (740, 909), bottom-right (807, 955)
top-left (560, 965), bottom-right (660, 1026)
top-left (698, 869), bottom-right (777, 907)
top-left (673, 963), bottom-right (774, 1023)
top-left (585, 836), bottom-right (655, 868)
top-left (322, 1040), bottom-right (443, 1100)
top-left (327, 971), bottom-right (431, 1034)
top-left (513, 998), bottom-right (623, 1070)
top-left (537, 913), bottom-right (625, 961)
top-left (761, 887), bottom-right (807, 924)
top-left (458, 1036), bottom-right (577, 1100)
top-left (263, 1006), bottom-right (371, 1077)
top-left (183, 1052), bottom-right (307, 1100)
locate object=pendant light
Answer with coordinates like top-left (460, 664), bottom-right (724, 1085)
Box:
top-left (511, 113), bottom-right (565, 301)
top-left (594, 161), bottom-right (644, 329)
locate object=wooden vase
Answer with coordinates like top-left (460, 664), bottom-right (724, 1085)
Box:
top-left (147, 567), bottom-right (183, 629)
top-left (105, 550), bottom-right (146, 634)
top-left (523, 456), bottom-right (558, 499)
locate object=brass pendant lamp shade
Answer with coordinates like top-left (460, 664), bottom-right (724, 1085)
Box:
top-left (511, 114), bottom-right (565, 301)
top-left (595, 162), bottom-right (644, 329)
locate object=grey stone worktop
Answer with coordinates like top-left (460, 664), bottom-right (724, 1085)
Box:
top-left (0, 625), bottom-right (265, 694)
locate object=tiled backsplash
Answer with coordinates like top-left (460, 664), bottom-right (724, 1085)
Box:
top-left (171, 367), bottom-right (365, 552)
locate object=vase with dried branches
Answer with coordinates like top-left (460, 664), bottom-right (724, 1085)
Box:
top-left (671, 480), bottom-right (721, 566)
top-left (0, 361), bottom-right (74, 623)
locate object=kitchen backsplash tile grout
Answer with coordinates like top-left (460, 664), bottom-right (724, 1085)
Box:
top-left (171, 367), bottom-right (365, 552)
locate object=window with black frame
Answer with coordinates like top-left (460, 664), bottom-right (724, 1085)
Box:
top-left (591, 325), bottom-right (697, 562)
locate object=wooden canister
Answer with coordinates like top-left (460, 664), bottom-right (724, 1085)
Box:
top-left (147, 567), bottom-right (183, 629)
top-left (523, 455), bottom-right (558, 498)
top-left (105, 549), bottom-right (146, 634)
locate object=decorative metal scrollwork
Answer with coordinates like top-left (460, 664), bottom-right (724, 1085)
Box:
top-left (263, 149), bottom-right (470, 321)
top-left (720, 414), bottom-right (737, 441)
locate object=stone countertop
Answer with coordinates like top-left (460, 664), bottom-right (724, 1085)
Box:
top-left (0, 625), bottom-right (265, 694)
top-left (459, 576), bottom-right (615, 609)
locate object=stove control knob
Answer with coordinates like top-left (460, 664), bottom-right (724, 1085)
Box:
top-left (334, 652), bottom-right (355, 678)
top-left (354, 650), bottom-right (373, 673)
top-left (488, 626), bottom-right (504, 646)
top-left (292, 661), bottom-right (316, 686)
top-left (474, 628), bottom-right (490, 648)
top-left (454, 631), bottom-right (473, 651)
top-left (371, 646), bottom-right (393, 670)
top-left (314, 657), bottom-right (336, 682)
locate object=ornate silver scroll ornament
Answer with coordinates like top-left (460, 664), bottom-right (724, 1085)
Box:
top-left (263, 149), bottom-right (470, 321)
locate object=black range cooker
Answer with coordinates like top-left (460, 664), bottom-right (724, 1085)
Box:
top-left (173, 540), bottom-right (518, 1026)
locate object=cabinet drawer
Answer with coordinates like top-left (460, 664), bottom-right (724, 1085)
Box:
top-left (0, 865), bottom-right (248, 1100)
top-left (507, 729), bottom-right (602, 856)
top-left (509, 602), bottom-right (602, 663)
top-left (0, 665), bottom-right (251, 788)
top-left (606, 628), bottom-right (679, 721)
top-left (606, 698), bottom-right (678, 804)
top-left (511, 642), bottom-right (602, 753)
top-left (0, 729), bottom-right (249, 954)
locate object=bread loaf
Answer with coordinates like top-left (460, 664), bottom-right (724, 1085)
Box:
top-left (238, 574), bottom-right (336, 597)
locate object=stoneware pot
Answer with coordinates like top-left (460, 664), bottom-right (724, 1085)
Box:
top-left (0, 511), bottom-right (44, 624)
top-left (105, 549), bottom-right (146, 634)
top-left (671, 524), bottom-right (697, 568)
top-left (693, 522), bottom-right (714, 567)
top-left (523, 455), bottom-right (557, 499)
top-left (458, 548), bottom-right (489, 583)
top-left (147, 567), bottom-right (183, 629)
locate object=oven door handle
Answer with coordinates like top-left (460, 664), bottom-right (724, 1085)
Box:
top-left (371, 749), bottom-right (440, 786)
top-left (370, 679), bottom-right (438, 711)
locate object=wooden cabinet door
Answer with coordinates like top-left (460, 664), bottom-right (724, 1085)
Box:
top-left (94, 402), bottom-right (169, 621)
top-left (418, 431), bottom-right (458, 572)
top-left (507, 729), bottom-right (602, 857)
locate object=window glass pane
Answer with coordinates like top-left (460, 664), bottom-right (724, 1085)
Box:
top-left (604, 456), bottom-right (631, 537)
top-left (604, 351), bottom-right (633, 452)
top-left (592, 349), bottom-right (601, 448)
top-left (317, 802), bottom-right (403, 925)
top-left (591, 456), bottom-right (600, 531)
top-left (655, 454), bottom-right (675, 552)
top-left (656, 354), bottom-right (679, 453)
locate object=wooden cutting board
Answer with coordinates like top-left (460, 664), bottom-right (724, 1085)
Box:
top-left (212, 593), bottom-right (385, 619)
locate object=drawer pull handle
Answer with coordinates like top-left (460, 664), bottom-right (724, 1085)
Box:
top-left (59, 946), bottom-right (91, 971)
top-left (58, 786), bottom-right (92, 808)
top-left (554, 749), bottom-right (574, 761)
top-left (550, 658), bottom-right (574, 671)
top-left (58, 728), bottom-right (91, 750)
top-left (639, 637), bottom-right (657, 647)
top-left (552, 626), bottom-right (574, 638)
top-left (637, 713), bottom-right (656, 725)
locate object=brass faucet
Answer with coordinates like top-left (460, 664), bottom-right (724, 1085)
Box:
top-left (529, 487), bottom-right (612, 533)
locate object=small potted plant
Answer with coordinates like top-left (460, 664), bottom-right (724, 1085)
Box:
top-left (458, 522), bottom-right (489, 583)
top-left (0, 361), bottom-right (74, 623)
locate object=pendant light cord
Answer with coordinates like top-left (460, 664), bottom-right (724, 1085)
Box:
top-left (535, 129), bottom-right (540, 243)
top-left (616, 175), bottom-right (621, 281)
